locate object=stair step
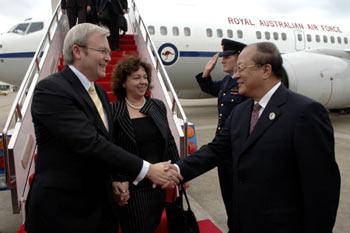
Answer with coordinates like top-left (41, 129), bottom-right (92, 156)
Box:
top-left (119, 44), bottom-right (137, 51)
top-left (119, 40), bottom-right (135, 45)
top-left (107, 91), bottom-right (117, 102)
top-left (111, 50), bottom-right (138, 57)
top-left (96, 81), bottom-right (112, 91)
top-left (121, 34), bottom-right (134, 40)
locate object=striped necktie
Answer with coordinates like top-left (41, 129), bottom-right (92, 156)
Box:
top-left (88, 84), bottom-right (108, 130)
top-left (249, 103), bottom-right (261, 133)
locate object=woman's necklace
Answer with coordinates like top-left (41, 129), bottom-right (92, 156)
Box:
top-left (125, 97), bottom-right (146, 110)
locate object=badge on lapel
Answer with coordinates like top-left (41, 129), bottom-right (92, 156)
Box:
top-left (269, 112), bottom-right (276, 120)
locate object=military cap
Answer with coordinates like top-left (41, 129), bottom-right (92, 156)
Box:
top-left (220, 39), bottom-right (246, 57)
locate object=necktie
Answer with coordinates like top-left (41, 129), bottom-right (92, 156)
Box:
top-left (88, 84), bottom-right (108, 130)
top-left (250, 103), bottom-right (261, 133)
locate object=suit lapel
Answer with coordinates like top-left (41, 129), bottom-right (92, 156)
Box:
top-left (114, 100), bottom-right (137, 145)
top-left (62, 66), bottom-right (110, 138)
top-left (239, 85), bottom-right (288, 158)
top-left (141, 99), bottom-right (168, 142)
top-left (232, 99), bottom-right (253, 165)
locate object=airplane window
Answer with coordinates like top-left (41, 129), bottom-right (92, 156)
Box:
top-left (148, 26), bottom-right (155, 35)
top-left (10, 23), bottom-right (29, 34)
top-left (330, 36), bottom-right (335, 44)
top-left (344, 37), bottom-right (348, 44)
top-left (297, 34), bottom-right (303, 41)
top-left (273, 32), bottom-right (279, 40)
top-left (237, 30), bottom-right (243, 39)
top-left (217, 29), bottom-right (223, 38)
top-left (206, 28), bottom-right (213, 37)
top-left (265, 31), bottom-right (270, 40)
top-left (307, 34), bottom-right (312, 42)
top-left (315, 35), bottom-right (320, 43)
top-left (227, 29), bottom-right (233, 38)
top-left (337, 36), bottom-right (342, 44)
top-left (160, 26), bottom-right (167, 35)
top-left (256, 31), bottom-right (262, 39)
top-left (281, 33), bottom-right (287, 41)
top-left (323, 35), bottom-right (328, 43)
top-left (172, 27), bottom-right (179, 36)
top-left (184, 27), bottom-right (191, 36)
top-left (27, 22), bottom-right (44, 34)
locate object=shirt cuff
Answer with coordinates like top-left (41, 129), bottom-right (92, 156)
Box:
top-left (133, 160), bottom-right (150, 185)
top-left (173, 164), bottom-right (181, 176)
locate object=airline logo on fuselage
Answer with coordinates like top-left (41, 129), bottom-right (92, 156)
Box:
top-left (158, 43), bottom-right (179, 66)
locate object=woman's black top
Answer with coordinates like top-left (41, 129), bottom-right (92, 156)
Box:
top-left (131, 116), bottom-right (164, 164)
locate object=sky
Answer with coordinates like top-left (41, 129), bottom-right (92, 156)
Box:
top-left (0, 0), bottom-right (52, 33)
top-left (0, 0), bottom-right (349, 33)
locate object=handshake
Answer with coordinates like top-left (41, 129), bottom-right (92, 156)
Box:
top-left (113, 161), bottom-right (182, 206)
top-left (146, 160), bottom-right (182, 189)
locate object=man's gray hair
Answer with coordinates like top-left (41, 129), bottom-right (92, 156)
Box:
top-left (63, 23), bottom-right (110, 64)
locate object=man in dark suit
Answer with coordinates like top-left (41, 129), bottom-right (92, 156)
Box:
top-left (174, 42), bottom-right (341, 233)
top-left (61, 0), bottom-right (92, 28)
top-left (25, 23), bottom-right (181, 233)
top-left (96, 0), bottom-right (128, 50)
top-left (195, 38), bottom-right (247, 232)
top-left (86, 0), bottom-right (99, 24)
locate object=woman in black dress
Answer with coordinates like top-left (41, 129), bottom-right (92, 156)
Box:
top-left (111, 56), bottom-right (179, 233)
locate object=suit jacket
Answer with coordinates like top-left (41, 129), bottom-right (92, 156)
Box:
top-left (26, 66), bottom-right (144, 233)
top-left (61, 0), bottom-right (89, 9)
top-left (177, 84), bottom-right (340, 233)
top-left (195, 73), bottom-right (246, 133)
top-left (96, 0), bottom-right (127, 16)
top-left (195, 73), bottom-right (247, 231)
top-left (111, 98), bottom-right (179, 169)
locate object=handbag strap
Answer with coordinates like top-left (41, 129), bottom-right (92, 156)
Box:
top-left (180, 185), bottom-right (192, 211)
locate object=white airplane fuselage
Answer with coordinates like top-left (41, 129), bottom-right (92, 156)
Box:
top-left (0, 19), bottom-right (46, 87)
top-left (146, 14), bottom-right (350, 108)
top-left (1, 8), bottom-right (350, 109)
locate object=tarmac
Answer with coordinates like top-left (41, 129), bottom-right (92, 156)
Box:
top-left (0, 93), bottom-right (350, 233)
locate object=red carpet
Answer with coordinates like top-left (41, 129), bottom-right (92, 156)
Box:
top-left (154, 210), bottom-right (222, 233)
top-left (18, 208), bottom-right (222, 233)
top-left (18, 214), bottom-right (222, 233)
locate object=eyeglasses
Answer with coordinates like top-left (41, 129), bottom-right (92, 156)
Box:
top-left (77, 45), bottom-right (111, 57)
top-left (236, 63), bottom-right (261, 72)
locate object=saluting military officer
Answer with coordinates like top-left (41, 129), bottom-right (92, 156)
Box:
top-left (194, 38), bottom-right (246, 233)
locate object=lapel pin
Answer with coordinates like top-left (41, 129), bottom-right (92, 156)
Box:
top-left (269, 112), bottom-right (276, 120)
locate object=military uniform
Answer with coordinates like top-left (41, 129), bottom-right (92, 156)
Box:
top-left (196, 73), bottom-right (246, 133)
top-left (195, 72), bottom-right (246, 232)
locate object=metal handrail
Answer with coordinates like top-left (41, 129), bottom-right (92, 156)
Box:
top-left (1, 2), bottom-right (62, 197)
top-left (129, 0), bottom-right (189, 158)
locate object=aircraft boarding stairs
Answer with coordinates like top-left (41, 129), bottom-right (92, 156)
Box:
top-left (1, 1), bottom-right (222, 232)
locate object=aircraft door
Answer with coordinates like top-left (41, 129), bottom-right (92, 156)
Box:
top-left (294, 30), bottom-right (305, 51)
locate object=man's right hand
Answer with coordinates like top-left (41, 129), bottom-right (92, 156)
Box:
top-left (146, 160), bottom-right (183, 189)
top-left (202, 53), bottom-right (219, 77)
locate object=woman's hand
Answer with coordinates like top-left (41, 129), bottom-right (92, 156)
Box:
top-left (112, 181), bottom-right (130, 206)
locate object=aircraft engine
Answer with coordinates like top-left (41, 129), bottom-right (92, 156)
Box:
top-left (282, 50), bottom-right (350, 109)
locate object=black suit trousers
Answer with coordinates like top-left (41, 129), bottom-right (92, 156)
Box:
top-left (67, 7), bottom-right (87, 28)
top-left (100, 14), bottom-right (119, 50)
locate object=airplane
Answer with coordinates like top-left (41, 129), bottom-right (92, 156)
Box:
top-left (1, 1), bottom-right (350, 109)
top-left (0, 18), bottom-right (47, 87)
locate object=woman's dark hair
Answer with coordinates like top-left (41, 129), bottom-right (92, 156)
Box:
top-left (111, 56), bottom-right (152, 99)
